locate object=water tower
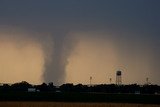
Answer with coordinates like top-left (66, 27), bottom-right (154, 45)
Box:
top-left (116, 71), bottom-right (122, 85)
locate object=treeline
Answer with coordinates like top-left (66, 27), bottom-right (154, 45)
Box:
top-left (0, 81), bottom-right (160, 94)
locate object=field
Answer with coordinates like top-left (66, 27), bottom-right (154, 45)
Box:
top-left (0, 102), bottom-right (159, 107)
top-left (0, 92), bottom-right (160, 104)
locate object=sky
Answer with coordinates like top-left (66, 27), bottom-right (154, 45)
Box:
top-left (0, 0), bottom-right (160, 85)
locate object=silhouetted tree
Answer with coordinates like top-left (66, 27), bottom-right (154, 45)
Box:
top-left (60, 83), bottom-right (74, 92)
top-left (11, 81), bottom-right (32, 91)
top-left (48, 82), bottom-right (56, 92)
top-left (36, 83), bottom-right (48, 92)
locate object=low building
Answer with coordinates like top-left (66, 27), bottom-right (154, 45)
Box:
top-left (28, 88), bottom-right (36, 92)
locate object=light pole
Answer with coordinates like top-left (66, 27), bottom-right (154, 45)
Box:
top-left (90, 76), bottom-right (92, 86)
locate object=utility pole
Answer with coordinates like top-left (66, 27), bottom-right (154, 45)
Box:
top-left (109, 78), bottom-right (112, 84)
top-left (90, 76), bottom-right (92, 86)
top-left (146, 77), bottom-right (149, 85)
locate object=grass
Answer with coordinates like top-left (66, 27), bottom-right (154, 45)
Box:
top-left (0, 92), bottom-right (159, 104)
top-left (0, 102), bottom-right (159, 107)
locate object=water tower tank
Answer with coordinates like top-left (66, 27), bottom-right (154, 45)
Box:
top-left (116, 71), bottom-right (122, 76)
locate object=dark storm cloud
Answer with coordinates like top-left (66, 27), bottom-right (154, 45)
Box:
top-left (0, 0), bottom-right (160, 84)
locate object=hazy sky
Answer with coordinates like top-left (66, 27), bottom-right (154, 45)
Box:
top-left (0, 0), bottom-right (160, 85)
